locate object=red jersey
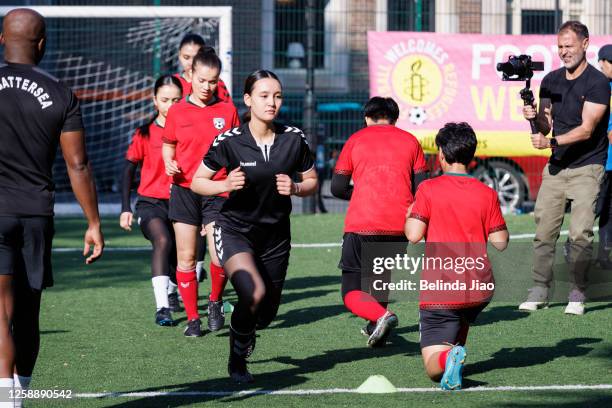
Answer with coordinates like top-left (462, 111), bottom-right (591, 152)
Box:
top-left (173, 73), bottom-right (232, 102)
top-left (162, 96), bottom-right (239, 188)
top-left (334, 125), bottom-right (427, 235)
top-left (410, 174), bottom-right (507, 243)
top-left (126, 122), bottom-right (171, 200)
top-left (409, 173), bottom-right (507, 309)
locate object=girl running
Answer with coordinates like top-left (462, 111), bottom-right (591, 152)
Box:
top-left (120, 75), bottom-right (182, 326)
top-left (175, 33), bottom-right (231, 102)
top-left (175, 34), bottom-right (232, 283)
top-left (163, 51), bottom-right (239, 337)
top-left (191, 70), bottom-right (318, 383)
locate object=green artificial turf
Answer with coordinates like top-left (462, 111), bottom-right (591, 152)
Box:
top-left (25, 214), bottom-right (612, 407)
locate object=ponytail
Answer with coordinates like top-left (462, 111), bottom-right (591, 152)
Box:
top-left (139, 74), bottom-right (183, 138)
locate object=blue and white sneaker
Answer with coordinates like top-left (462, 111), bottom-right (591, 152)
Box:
top-left (440, 345), bottom-right (467, 391)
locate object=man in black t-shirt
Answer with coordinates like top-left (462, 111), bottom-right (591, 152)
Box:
top-left (0, 8), bottom-right (103, 401)
top-left (520, 21), bottom-right (610, 316)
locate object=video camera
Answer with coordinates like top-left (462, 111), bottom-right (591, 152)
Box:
top-left (496, 55), bottom-right (544, 81)
top-left (497, 55), bottom-right (544, 133)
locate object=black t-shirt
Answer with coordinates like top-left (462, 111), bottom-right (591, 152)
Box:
top-left (203, 122), bottom-right (314, 232)
top-left (0, 62), bottom-right (83, 216)
top-left (539, 64), bottom-right (610, 169)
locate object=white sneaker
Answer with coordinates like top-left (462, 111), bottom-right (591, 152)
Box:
top-left (518, 301), bottom-right (548, 311)
top-left (518, 287), bottom-right (549, 311)
top-left (564, 302), bottom-right (585, 315)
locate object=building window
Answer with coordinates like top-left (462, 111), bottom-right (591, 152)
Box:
top-left (387, 0), bottom-right (435, 31)
top-left (521, 10), bottom-right (558, 34)
top-left (262, 0), bottom-right (350, 93)
top-left (274, 0), bottom-right (325, 69)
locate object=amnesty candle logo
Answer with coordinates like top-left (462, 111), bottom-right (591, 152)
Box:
top-left (374, 39), bottom-right (458, 126)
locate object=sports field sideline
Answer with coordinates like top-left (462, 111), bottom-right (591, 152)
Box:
top-left (28, 214), bottom-right (612, 407)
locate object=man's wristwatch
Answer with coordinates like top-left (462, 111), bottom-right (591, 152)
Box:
top-left (549, 138), bottom-right (558, 148)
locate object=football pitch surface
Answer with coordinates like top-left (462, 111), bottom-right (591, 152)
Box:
top-left (29, 214), bottom-right (612, 407)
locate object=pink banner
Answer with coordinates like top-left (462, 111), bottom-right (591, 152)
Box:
top-left (368, 32), bottom-right (612, 156)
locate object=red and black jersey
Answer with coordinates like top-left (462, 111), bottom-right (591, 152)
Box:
top-left (162, 96), bottom-right (239, 189)
top-left (334, 125), bottom-right (427, 235)
top-left (409, 173), bottom-right (507, 310)
top-left (125, 122), bottom-right (171, 200)
top-left (173, 73), bottom-right (232, 102)
top-left (409, 174), bottom-right (507, 243)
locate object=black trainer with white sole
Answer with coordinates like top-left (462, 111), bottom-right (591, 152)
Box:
top-left (184, 318), bottom-right (203, 337)
top-left (207, 300), bottom-right (225, 332)
top-left (168, 292), bottom-right (182, 313)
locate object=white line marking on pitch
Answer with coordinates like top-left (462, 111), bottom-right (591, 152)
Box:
top-left (74, 384), bottom-right (612, 398)
top-left (52, 242), bottom-right (344, 252)
top-left (51, 227), bottom-right (583, 253)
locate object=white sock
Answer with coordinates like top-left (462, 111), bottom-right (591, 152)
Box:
top-left (152, 276), bottom-right (170, 310)
top-left (13, 375), bottom-right (30, 408)
top-left (0, 378), bottom-right (14, 408)
top-left (167, 280), bottom-right (177, 295)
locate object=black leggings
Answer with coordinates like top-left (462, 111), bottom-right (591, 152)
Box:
top-left (225, 253), bottom-right (287, 333)
top-left (140, 217), bottom-right (177, 278)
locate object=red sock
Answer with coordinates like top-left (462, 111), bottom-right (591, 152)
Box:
top-left (438, 349), bottom-right (451, 370)
top-left (343, 290), bottom-right (387, 322)
top-left (209, 263), bottom-right (228, 302)
top-left (176, 267), bottom-right (199, 320)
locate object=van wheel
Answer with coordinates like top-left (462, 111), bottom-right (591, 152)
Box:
top-left (472, 161), bottom-right (526, 209)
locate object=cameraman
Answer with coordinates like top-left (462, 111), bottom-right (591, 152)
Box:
top-left (519, 21), bottom-right (610, 315)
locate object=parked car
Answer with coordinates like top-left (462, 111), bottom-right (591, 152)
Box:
top-left (426, 155), bottom-right (548, 209)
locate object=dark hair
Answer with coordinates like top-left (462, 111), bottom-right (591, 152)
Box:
top-left (558, 20), bottom-right (589, 39)
top-left (363, 97), bottom-right (399, 123)
top-left (242, 69), bottom-right (282, 122)
top-left (191, 49), bottom-right (222, 73)
top-left (138, 75), bottom-right (182, 138)
top-left (179, 33), bottom-right (206, 50)
top-left (435, 122), bottom-right (477, 166)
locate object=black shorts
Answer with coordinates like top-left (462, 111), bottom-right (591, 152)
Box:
top-left (202, 196), bottom-right (225, 226)
top-left (168, 184), bottom-right (204, 226)
top-left (213, 221), bottom-right (291, 284)
top-left (0, 216), bottom-right (54, 290)
top-left (136, 197), bottom-right (169, 224)
top-left (339, 233), bottom-right (408, 273)
top-left (339, 233), bottom-right (407, 301)
top-left (135, 197), bottom-right (173, 240)
top-left (419, 303), bottom-right (488, 348)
